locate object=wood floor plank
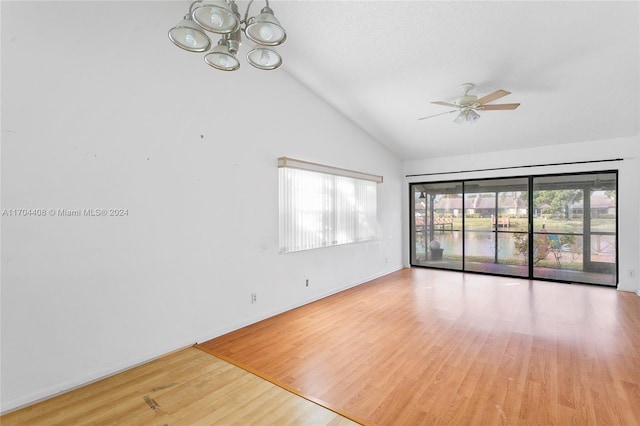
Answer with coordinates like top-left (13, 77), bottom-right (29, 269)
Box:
top-left (0, 347), bottom-right (358, 426)
top-left (200, 268), bottom-right (640, 425)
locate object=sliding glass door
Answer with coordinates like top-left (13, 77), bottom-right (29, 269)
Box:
top-left (410, 172), bottom-right (617, 286)
top-left (411, 182), bottom-right (463, 270)
top-left (463, 178), bottom-right (529, 277)
top-left (532, 173), bottom-right (617, 285)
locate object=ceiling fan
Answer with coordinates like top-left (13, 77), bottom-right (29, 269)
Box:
top-left (418, 83), bottom-right (520, 124)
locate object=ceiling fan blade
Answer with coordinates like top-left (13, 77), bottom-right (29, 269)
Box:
top-left (431, 101), bottom-right (459, 108)
top-left (476, 89), bottom-right (511, 105)
top-left (478, 103), bottom-right (520, 110)
top-left (418, 110), bottom-right (457, 120)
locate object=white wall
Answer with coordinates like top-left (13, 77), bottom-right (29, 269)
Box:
top-left (0, 2), bottom-right (403, 411)
top-left (403, 137), bottom-right (640, 293)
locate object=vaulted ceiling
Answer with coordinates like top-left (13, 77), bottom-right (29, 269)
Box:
top-left (17, 1), bottom-right (636, 162)
top-left (272, 1), bottom-right (639, 159)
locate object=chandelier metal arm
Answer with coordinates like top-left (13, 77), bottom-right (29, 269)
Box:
top-left (243, 0), bottom-right (255, 26)
top-left (188, 1), bottom-right (198, 15)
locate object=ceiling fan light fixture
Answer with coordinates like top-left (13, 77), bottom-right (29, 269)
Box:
top-left (454, 108), bottom-right (480, 125)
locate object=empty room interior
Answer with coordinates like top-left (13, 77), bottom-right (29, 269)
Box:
top-left (1, 1), bottom-right (639, 425)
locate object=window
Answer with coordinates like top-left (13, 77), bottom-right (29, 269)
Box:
top-left (278, 157), bottom-right (382, 253)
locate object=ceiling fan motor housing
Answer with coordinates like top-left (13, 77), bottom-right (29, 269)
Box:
top-left (455, 82), bottom-right (477, 106)
top-left (455, 94), bottom-right (478, 107)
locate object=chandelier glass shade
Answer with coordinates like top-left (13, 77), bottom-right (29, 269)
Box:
top-left (245, 7), bottom-right (287, 45)
top-left (169, 0), bottom-right (286, 71)
top-left (168, 15), bottom-right (212, 52)
top-left (247, 47), bottom-right (282, 70)
top-left (192, 0), bottom-right (239, 33)
top-left (204, 39), bottom-right (241, 71)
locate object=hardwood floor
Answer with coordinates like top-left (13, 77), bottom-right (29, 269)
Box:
top-left (200, 268), bottom-right (640, 425)
top-left (0, 347), bottom-right (358, 426)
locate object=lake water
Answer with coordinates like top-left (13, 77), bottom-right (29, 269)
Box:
top-left (416, 231), bottom-right (524, 259)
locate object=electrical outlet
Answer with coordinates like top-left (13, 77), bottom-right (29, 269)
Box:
top-left (628, 269), bottom-right (635, 278)
top-left (305, 279), bottom-right (309, 287)
top-left (251, 292), bottom-right (257, 303)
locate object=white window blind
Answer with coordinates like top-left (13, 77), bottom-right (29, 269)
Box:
top-left (278, 157), bottom-right (382, 254)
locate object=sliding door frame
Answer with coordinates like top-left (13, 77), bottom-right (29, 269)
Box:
top-left (410, 170), bottom-right (619, 287)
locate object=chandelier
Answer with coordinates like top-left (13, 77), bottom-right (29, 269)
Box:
top-left (169, 0), bottom-right (286, 71)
